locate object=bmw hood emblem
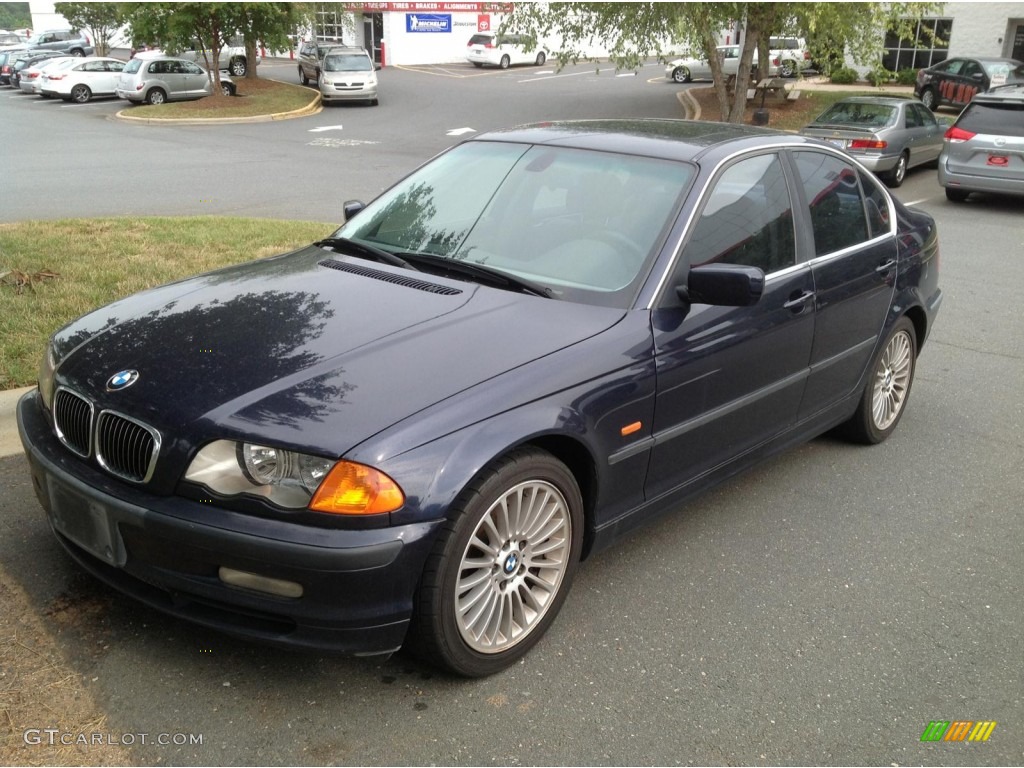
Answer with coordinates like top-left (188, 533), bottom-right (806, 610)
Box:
top-left (106, 369), bottom-right (140, 391)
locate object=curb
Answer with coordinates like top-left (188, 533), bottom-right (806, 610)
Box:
top-left (0, 386), bottom-right (32, 459)
top-left (113, 85), bottom-right (322, 125)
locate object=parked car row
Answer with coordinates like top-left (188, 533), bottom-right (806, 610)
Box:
top-left (798, 89), bottom-right (1024, 201)
top-left (1, 51), bottom-right (234, 104)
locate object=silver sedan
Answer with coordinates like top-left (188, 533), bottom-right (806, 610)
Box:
top-left (800, 96), bottom-right (947, 187)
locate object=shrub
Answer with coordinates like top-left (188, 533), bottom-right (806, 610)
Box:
top-left (829, 67), bottom-right (859, 85)
top-left (867, 66), bottom-right (894, 86)
top-left (895, 68), bottom-right (918, 85)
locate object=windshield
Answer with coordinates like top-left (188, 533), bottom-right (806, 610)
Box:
top-left (323, 53), bottom-right (372, 72)
top-left (814, 102), bottom-right (897, 128)
top-left (333, 141), bottom-right (694, 308)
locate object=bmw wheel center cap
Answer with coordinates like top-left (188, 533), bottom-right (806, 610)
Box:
top-left (107, 369), bottom-right (140, 391)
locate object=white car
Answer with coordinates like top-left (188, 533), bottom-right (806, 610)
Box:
top-left (665, 45), bottom-right (779, 83)
top-left (466, 32), bottom-right (547, 69)
top-left (39, 56), bottom-right (126, 102)
top-left (768, 36), bottom-right (812, 78)
top-left (17, 55), bottom-right (76, 94)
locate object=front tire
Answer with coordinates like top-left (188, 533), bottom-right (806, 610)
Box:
top-left (299, 65), bottom-right (309, 86)
top-left (671, 66), bottom-right (691, 83)
top-left (842, 317), bottom-right (917, 444)
top-left (409, 448), bottom-right (584, 677)
top-left (535, 52), bottom-right (546, 66)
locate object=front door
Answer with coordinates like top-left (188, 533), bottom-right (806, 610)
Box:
top-left (646, 151), bottom-right (815, 500)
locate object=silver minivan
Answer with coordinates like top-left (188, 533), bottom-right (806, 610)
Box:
top-left (116, 56), bottom-right (234, 105)
top-left (938, 84), bottom-right (1024, 202)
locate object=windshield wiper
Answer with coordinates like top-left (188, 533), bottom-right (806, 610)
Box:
top-left (395, 252), bottom-right (554, 298)
top-left (314, 236), bottom-right (417, 271)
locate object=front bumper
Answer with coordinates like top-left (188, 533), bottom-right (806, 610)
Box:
top-left (17, 390), bottom-right (443, 655)
top-left (319, 80), bottom-right (377, 102)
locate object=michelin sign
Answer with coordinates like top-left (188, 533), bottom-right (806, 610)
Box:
top-left (407, 13), bottom-right (452, 33)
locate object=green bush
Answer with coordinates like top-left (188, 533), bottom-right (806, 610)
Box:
top-left (895, 68), bottom-right (919, 85)
top-left (829, 67), bottom-right (859, 85)
top-left (867, 66), bottom-right (894, 86)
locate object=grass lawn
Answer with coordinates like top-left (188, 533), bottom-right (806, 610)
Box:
top-left (123, 77), bottom-right (317, 119)
top-left (689, 83), bottom-right (914, 131)
top-left (0, 217), bottom-right (333, 389)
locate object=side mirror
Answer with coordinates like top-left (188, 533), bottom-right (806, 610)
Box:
top-left (677, 264), bottom-right (765, 307)
top-left (342, 200), bottom-right (366, 221)
top-left (375, 63), bottom-right (382, 71)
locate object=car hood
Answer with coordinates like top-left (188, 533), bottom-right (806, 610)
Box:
top-left (51, 247), bottom-right (625, 456)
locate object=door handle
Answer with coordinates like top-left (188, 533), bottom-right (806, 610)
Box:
top-left (875, 259), bottom-right (897, 273)
top-left (783, 291), bottom-right (815, 310)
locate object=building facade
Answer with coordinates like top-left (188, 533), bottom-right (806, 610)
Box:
top-left (26, 1), bottom-right (1024, 69)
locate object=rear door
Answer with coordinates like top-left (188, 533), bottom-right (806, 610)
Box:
top-left (789, 150), bottom-right (896, 420)
top-left (904, 102), bottom-right (945, 164)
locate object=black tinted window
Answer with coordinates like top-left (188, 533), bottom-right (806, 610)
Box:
top-left (685, 153), bottom-right (796, 273)
top-left (956, 101), bottom-right (1024, 137)
top-left (793, 152), bottom-right (870, 256)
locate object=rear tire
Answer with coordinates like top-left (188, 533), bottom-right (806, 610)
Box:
top-left (145, 87), bottom-right (166, 105)
top-left (919, 87), bottom-right (938, 111)
top-left (409, 447), bottom-right (583, 677)
top-left (945, 187), bottom-right (970, 202)
top-left (672, 66), bottom-right (691, 83)
top-left (535, 52), bottom-right (546, 66)
top-left (499, 54), bottom-right (510, 70)
top-left (883, 152), bottom-right (908, 187)
top-left (841, 317), bottom-right (917, 445)
top-left (70, 84), bottom-right (91, 103)
top-left (229, 57), bottom-right (247, 77)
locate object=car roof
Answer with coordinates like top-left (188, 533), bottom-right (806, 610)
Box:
top-left (830, 96), bottom-right (913, 106)
top-left (472, 119), bottom-right (809, 163)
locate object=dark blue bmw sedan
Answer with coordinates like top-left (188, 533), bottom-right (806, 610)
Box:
top-left (18, 120), bottom-right (942, 677)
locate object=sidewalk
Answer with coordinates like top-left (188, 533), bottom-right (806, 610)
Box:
top-left (0, 386), bottom-right (31, 459)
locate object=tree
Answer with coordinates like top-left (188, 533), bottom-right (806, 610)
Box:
top-left (122, 2), bottom-right (302, 84)
top-left (508, 2), bottom-right (942, 124)
top-left (53, 2), bottom-right (126, 56)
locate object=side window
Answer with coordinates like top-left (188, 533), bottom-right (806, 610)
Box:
top-left (793, 151), bottom-right (871, 256)
top-left (912, 104), bottom-right (937, 127)
top-left (859, 172), bottom-right (891, 239)
top-left (904, 105), bottom-right (923, 128)
top-left (182, 61), bottom-right (203, 74)
top-left (684, 153), bottom-right (796, 273)
top-left (941, 59), bottom-right (963, 75)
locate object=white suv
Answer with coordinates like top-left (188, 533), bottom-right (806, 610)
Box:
top-left (466, 33), bottom-right (547, 69)
top-left (768, 36), bottom-right (811, 78)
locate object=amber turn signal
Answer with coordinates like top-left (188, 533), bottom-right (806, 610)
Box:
top-left (309, 461), bottom-right (405, 515)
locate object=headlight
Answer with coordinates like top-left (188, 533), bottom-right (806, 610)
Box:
top-left (184, 440), bottom-right (404, 515)
top-left (38, 341), bottom-right (57, 411)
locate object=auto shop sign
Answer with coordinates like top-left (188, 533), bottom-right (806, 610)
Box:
top-left (407, 13), bottom-right (452, 32)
